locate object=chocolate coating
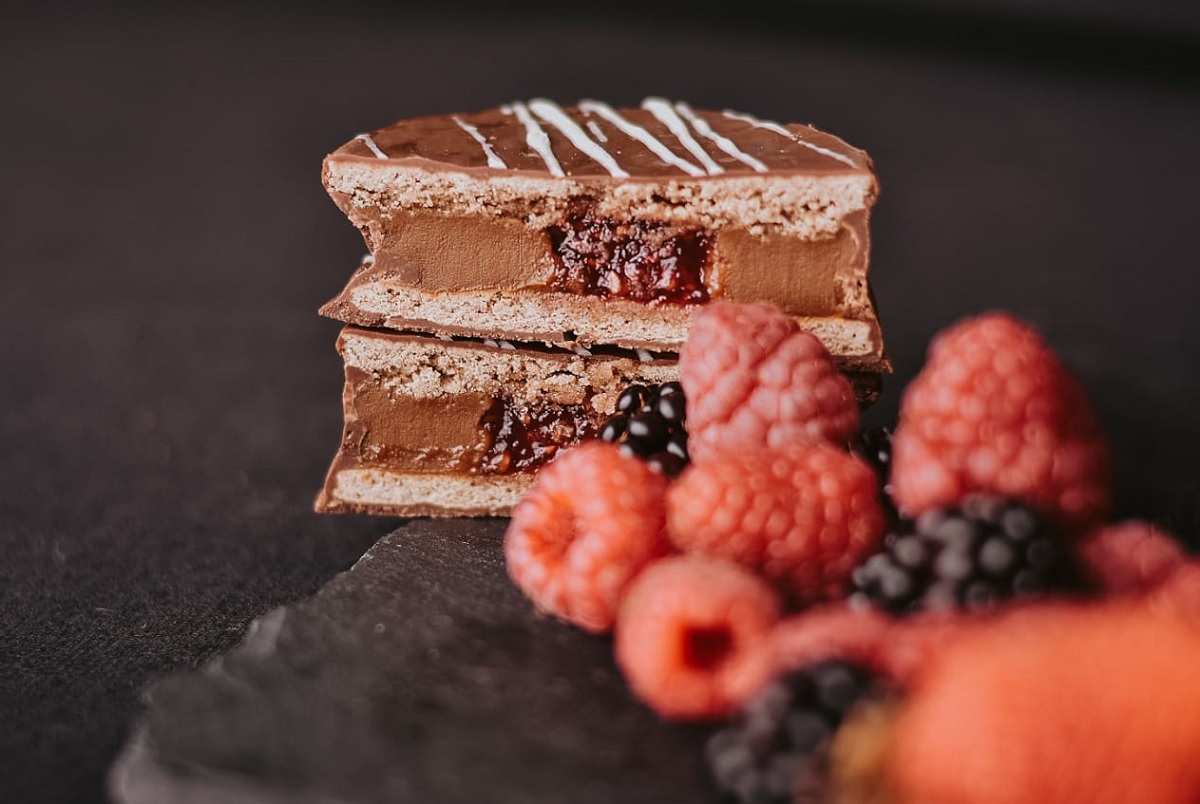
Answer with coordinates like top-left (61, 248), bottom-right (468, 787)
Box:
top-left (335, 98), bottom-right (872, 178)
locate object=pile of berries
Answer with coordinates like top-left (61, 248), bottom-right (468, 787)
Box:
top-left (500, 300), bottom-right (1200, 804)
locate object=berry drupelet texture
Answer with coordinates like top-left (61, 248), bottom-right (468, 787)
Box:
top-left (705, 659), bottom-right (878, 804)
top-left (1076, 519), bottom-right (1186, 595)
top-left (598, 381), bottom-right (689, 477)
top-left (680, 300), bottom-right (860, 463)
top-left (668, 442), bottom-right (886, 605)
top-left (849, 495), bottom-right (1086, 615)
top-left (504, 441), bottom-right (672, 633)
top-left (890, 310), bottom-right (1112, 530)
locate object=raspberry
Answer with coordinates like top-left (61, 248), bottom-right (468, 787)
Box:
top-left (667, 442), bottom-right (886, 603)
top-left (885, 601), bottom-right (1200, 804)
top-left (728, 605), bottom-right (999, 706)
top-left (614, 554), bottom-right (781, 720)
top-left (1077, 519), bottom-right (1186, 595)
top-left (877, 610), bottom-right (978, 685)
top-left (679, 300), bottom-right (859, 463)
top-left (724, 605), bottom-right (895, 709)
top-left (504, 441), bottom-right (672, 633)
top-left (890, 311), bottom-right (1112, 531)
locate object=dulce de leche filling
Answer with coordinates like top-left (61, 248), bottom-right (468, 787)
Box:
top-left (342, 367), bottom-right (596, 476)
top-left (341, 203), bottom-right (859, 317)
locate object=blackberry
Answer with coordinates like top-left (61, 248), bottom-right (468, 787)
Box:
top-left (849, 494), bottom-right (1085, 615)
top-left (851, 426), bottom-right (893, 479)
top-left (849, 425), bottom-right (897, 522)
top-left (704, 659), bottom-right (877, 804)
top-left (598, 381), bottom-right (689, 477)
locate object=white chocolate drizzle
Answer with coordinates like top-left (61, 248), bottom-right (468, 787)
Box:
top-left (481, 98), bottom-right (860, 177)
top-left (502, 101), bottom-right (565, 177)
top-left (676, 102), bottom-right (768, 172)
top-left (452, 115), bottom-right (506, 169)
top-left (529, 98), bottom-right (630, 178)
top-left (354, 133), bottom-right (388, 160)
top-left (721, 110), bottom-right (858, 167)
top-left (635, 348), bottom-right (653, 363)
top-left (579, 99), bottom-right (706, 177)
top-left (585, 119), bottom-right (608, 142)
top-left (640, 96), bottom-right (725, 175)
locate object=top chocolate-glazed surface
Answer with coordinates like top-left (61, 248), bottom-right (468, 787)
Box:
top-left (331, 97), bottom-right (873, 179)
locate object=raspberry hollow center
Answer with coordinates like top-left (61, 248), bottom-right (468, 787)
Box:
top-left (682, 625), bottom-right (734, 671)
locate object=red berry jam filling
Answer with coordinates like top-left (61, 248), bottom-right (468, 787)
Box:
top-left (547, 211), bottom-right (711, 304)
top-left (480, 398), bottom-right (596, 474)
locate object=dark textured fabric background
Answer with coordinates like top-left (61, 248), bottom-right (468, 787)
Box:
top-left (3, 3), bottom-right (1199, 802)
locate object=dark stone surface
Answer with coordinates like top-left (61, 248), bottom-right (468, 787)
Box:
top-left (4, 6), bottom-right (1200, 804)
top-left (107, 520), bottom-right (713, 804)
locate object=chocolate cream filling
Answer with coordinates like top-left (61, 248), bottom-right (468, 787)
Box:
top-left (341, 376), bottom-right (597, 476)
top-left (336, 203), bottom-right (865, 318)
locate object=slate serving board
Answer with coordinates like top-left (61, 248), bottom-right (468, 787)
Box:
top-left (107, 519), bottom-right (716, 804)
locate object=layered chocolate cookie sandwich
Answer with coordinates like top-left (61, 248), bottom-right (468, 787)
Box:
top-left (315, 327), bottom-right (679, 517)
top-left (320, 97), bottom-right (886, 371)
top-left (315, 98), bottom-right (888, 517)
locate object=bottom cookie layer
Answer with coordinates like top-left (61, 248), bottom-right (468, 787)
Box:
top-left (316, 468), bottom-right (534, 517)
